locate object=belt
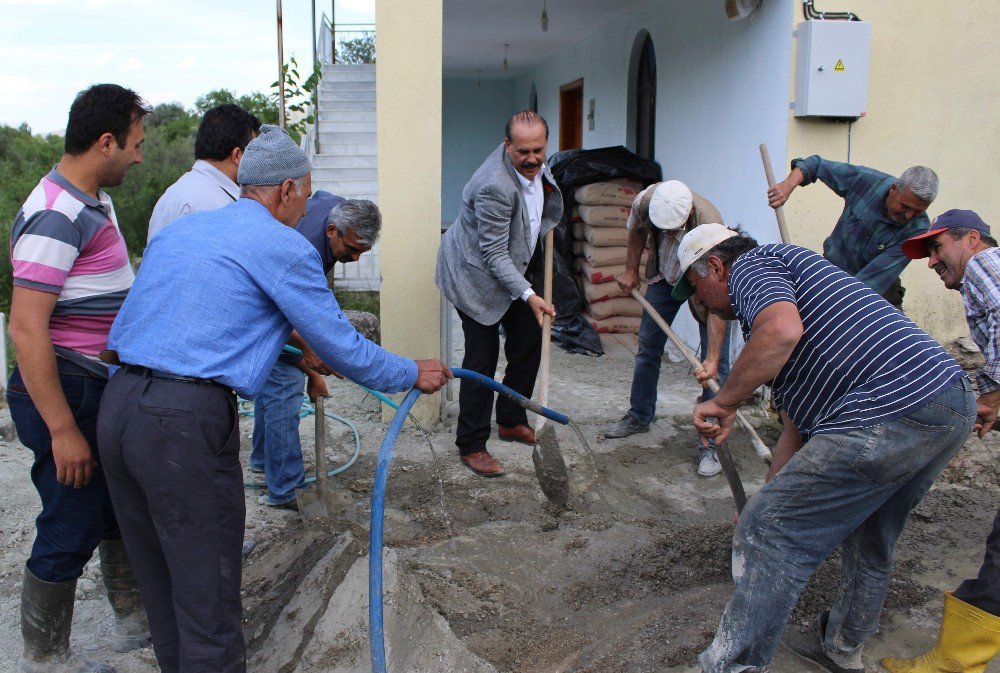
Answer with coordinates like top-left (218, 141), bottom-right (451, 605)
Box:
top-left (122, 363), bottom-right (226, 389)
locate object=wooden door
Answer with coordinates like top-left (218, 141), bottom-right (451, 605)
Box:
top-left (559, 79), bottom-right (584, 151)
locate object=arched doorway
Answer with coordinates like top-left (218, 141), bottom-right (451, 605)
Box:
top-left (635, 34), bottom-right (656, 160)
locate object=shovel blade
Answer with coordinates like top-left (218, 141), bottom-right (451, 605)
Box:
top-left (297, 484), bottom-right (333, 526)
top-left (532, 424), bottom-right (570, 506)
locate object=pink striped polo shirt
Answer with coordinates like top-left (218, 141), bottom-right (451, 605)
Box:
top-left (10, 168), bottom-right (134, 360)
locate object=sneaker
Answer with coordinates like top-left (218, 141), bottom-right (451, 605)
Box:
top-left (266, 498), bottom-right (299, 511)
top-left (786, 612), bottom-right (864, 673)
top-left (697, 447), bottom-right (722, 477)
top-left (603, 414), bottom-right (649, 439)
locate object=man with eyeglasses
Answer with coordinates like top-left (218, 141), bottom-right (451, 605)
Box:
top-left (249, 192), bottom-right (382, 510)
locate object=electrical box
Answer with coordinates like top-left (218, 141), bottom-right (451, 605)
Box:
top-left (794, 20), bottom-right (872, 118)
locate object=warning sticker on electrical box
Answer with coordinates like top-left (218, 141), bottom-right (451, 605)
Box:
top-left (834, 59), bottom-right (845, 71)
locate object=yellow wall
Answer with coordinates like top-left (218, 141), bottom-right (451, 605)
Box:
top-left (783, 0), bottom-right (999, 341)
top-left (376, 0), bottom-right (443, 422)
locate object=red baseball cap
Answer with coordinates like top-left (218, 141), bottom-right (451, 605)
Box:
top-left (901, 209), bottom-right (992, 259)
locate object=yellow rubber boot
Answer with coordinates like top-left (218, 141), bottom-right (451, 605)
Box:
top-left (880, 592), bottom-right (1000, 673)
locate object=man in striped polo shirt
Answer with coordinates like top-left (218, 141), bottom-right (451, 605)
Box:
top-left (879, 210), bottom-right (1000, 673)
top-left (7, 84), bottom-right (151, 672)
top-left (671, 224), bottom-right (975, 673)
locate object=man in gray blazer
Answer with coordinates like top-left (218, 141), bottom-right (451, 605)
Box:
top-left (436, 111), bottom-right (562, 477)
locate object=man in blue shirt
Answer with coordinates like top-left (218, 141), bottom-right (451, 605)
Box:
top-left (249, 192), bottom-right (382, 510)
top-left (767, 156), bottom-right (938, 307)
top-left (96, 125), bottom-right (450, 673)
top-left (672, 224), bottom-right (973, 673)
top-left (880, 210), bottom-right (1000, 673)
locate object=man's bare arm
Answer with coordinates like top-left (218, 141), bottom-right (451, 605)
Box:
top-left (693, 302), bottom-right (803, 446)
top-left (8, 286), bottom-right (95, 488)
top-left (616, 225), bottom-right (648, 293)
top-left (695, 313), bottom-right (727, 384)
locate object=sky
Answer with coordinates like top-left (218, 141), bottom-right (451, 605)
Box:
top-left (0, 0), bottom-right (375, 134)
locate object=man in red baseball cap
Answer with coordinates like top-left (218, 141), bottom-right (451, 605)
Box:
top-left (882, 208), bottom-right (1000, 673)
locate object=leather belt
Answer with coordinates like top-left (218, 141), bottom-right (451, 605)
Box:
top-left (122, 363), bottom-right (226, 389)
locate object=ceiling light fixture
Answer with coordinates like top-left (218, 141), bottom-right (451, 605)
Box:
top-left (502, 43), bottom-right (509, 73)
top-left (541, 0), bottom-right (548, 31)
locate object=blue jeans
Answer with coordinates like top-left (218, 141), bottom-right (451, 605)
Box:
top-left (249, 359), bottom-right (306, 505)
top-left (6, 363), bottom-right (120, 582)
top-left (699, 378), bottom-right (976, 673)
top-left (629, 280), bottom-right (732, 424)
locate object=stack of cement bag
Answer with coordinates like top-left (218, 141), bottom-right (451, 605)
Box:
top-left (571, 179), bottom-right (649, 334)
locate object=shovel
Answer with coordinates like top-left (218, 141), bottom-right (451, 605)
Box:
top-left (298, 396), bottom-right (338, 525)
top-left (632, 289), bottom-right (770, 513)
top-left (532, 230), bottom-right (570, 506)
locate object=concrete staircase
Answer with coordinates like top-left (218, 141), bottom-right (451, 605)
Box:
top-left (312, 63), bottom-right (380, 290)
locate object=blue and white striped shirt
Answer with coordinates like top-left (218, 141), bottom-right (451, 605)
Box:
top-left (729, 244), bottom-right (963, 437)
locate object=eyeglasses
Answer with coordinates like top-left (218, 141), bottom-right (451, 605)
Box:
top-left (336, 229), bottom-right (367, 256)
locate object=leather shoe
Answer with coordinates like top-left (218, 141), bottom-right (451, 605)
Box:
top-left (460, 450), bottom-right (506, 477)
top-left (498, 423), bottom-right (536, 445)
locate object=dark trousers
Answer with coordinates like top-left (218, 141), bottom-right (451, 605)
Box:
top-left (456, 300), bottom-right (542, 454)
top-left (98, 369), bottom-right (245, 673)
top-left (955, 508), bottom-right (1000, 616)
top-left (6, 363), bottom-right (119, 582)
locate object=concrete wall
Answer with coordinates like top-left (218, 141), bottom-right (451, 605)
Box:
top-left (782, 0), bottom-right (1000, 342)
top-left (441, 79), bottom-right (516, 225)
top-left (376, 0), bottom-right (442, 422)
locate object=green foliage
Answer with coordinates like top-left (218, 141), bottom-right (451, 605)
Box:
top-left (271, 56), bottom-right (322, 143)
top-left (0, 124), bottom-right (64, 316)
top-left (338, 33), bottom-right (376, 64)
top-left (194, 89), bottom-right (280, 127)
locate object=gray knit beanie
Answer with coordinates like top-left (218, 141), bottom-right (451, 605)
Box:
top-left (237, 124), bottom-right (311, 186)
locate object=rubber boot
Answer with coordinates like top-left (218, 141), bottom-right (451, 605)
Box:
top-left (98, 539), bottom-right (152, 653)
top-left (880, 592), bottom-right (1000, 673)
top-left (20, 565), bottom-right (115, 673)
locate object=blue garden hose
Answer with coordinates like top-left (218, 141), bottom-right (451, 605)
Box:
top-left (368, 368), bottom-right (569, 673)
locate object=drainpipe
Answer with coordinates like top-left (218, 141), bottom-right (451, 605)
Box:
top-left (311, 0), bottom-right (317, 72)
top-left (276, 0), bottom-right (287, 129)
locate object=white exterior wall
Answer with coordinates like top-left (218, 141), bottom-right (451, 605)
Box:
top-left (511, 0), bottom-right (795, 349)
top-left (441, 78), bottom-right (516, 226)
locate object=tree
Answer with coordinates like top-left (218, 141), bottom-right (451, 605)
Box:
top-left (338, 34), bottom-right (375, 64)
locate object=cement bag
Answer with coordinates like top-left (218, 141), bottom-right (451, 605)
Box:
top-left (578, 260), bottom-right (625, 285)
top-left (572, 221), bottom-right (586, 241)
top-left (572, 240), bottom-right (585, 256)
top-left (582, 243), bottom-right (627, 266)
top-left (574, 181), bottom-right (641, 207)
top-left (607, 177), bottom-right (644, 190)
top-left (578, 205), bottom-right (631, 228)
top-left (581, 224), bottom-right (628, 248)
top-left (588, 315), bottom-right (642, 334)
top-left (582, 278), bottom-right (646, 303)
top-left (588, 297), bottom-right (643, 320)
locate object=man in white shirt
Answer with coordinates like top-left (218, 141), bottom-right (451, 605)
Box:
top-left (436, 111), bottom-right (562, 477)
top-left (147, 104), bottom-right (261, 241)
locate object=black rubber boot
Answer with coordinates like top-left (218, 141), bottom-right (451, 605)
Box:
top-left (98, 539), bottom-right (152, 653)
top-left (20, 565), bottom-right (116, 673)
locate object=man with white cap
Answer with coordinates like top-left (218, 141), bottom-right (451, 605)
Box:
top-left (878, 210), bottom-right (1000, 673)
top-left (672, 224), bottom-right (973, 673)
top-left (604, 179), bottom-right (732, 478)
top-left (97, 125), bottom-right (451, 673)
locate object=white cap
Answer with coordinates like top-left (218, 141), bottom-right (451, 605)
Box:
top-left (671, 223), bottom-right (739, 300)
top-left (648, 180), bottom-right (693, 230)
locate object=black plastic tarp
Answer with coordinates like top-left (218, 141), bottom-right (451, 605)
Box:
top-left (535, 146), bottom-right (662, 356)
